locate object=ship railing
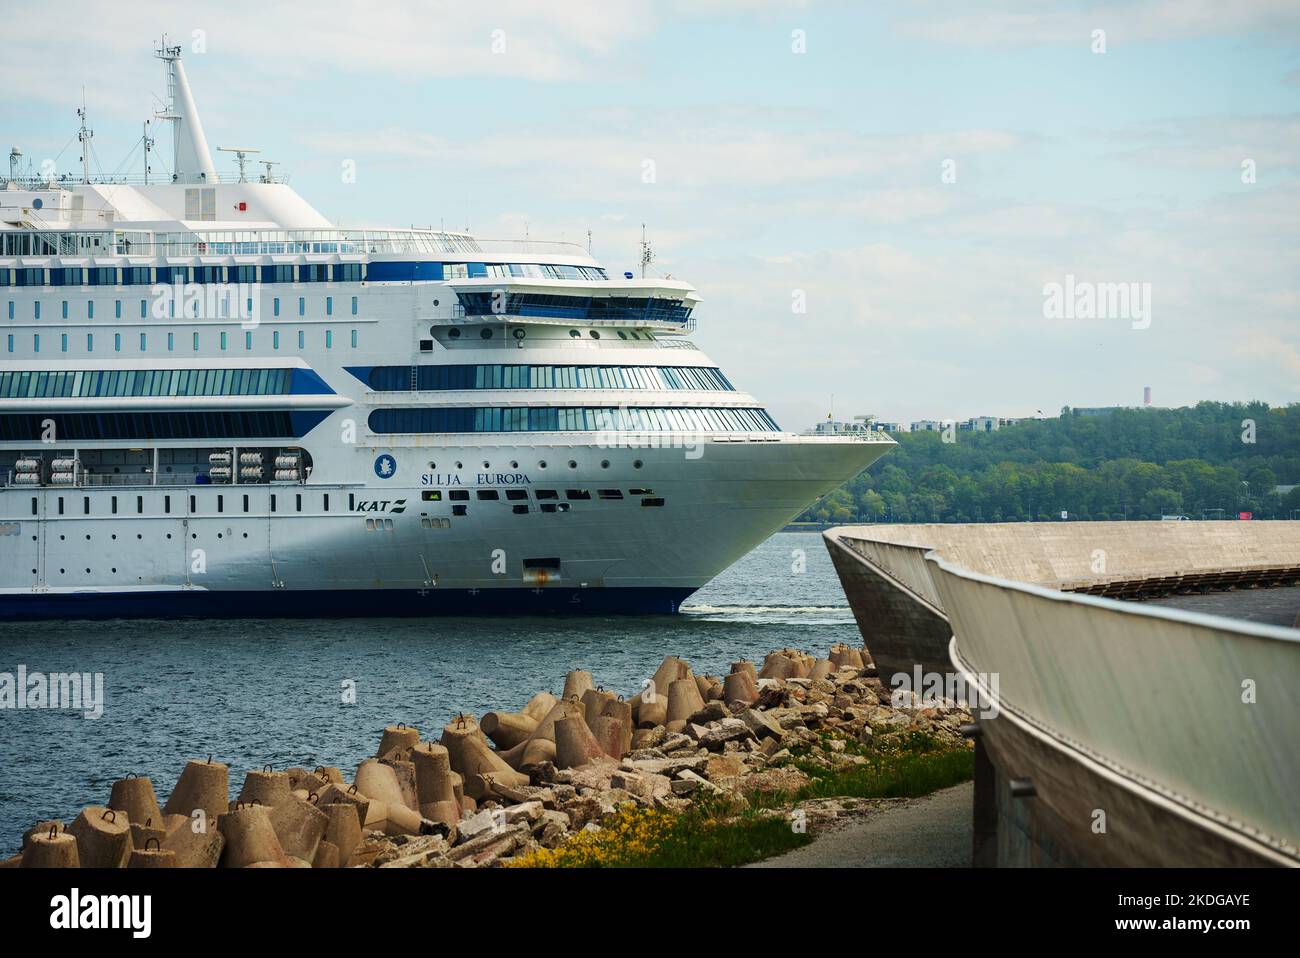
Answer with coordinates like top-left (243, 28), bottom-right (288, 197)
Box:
top-left (474, 239), bottom-right (592, 257)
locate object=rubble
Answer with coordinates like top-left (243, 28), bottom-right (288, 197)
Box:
top-left (7, 641), bottom-right (973, 869)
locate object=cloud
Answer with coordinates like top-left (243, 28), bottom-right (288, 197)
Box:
top-left (893, 0), bottom-right (1300, 48)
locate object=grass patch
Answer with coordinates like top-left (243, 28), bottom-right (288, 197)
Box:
top-left (511, 727), bottom-right (974, 868)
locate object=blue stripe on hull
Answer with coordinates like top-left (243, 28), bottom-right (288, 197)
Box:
top-left (0, 587), bottom-right (698, 621)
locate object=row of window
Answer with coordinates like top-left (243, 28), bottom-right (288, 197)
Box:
top-left (363, 364), bottom-right (734, 392)
top-left (0, 367), bottom-right (297, 400)
top-left (5, 295), bottom-right (358, 321)
top-left (456, 292), bottom-right (692, 323)
top-left (0, 261), bottom-right (608, 287)
top-left (27, 488), bottom-right (660, 519)
top-left (0, 411), bottom-right (327, 442)
top-left (4, 328), bottom-right (359, 353)
top-left (368, 406), bottom-right (780, 434)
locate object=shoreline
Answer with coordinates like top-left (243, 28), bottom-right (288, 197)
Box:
top-left (5, 643), bottom-right (974, 869)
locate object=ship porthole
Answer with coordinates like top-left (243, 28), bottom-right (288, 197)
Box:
top-left (448, 328), bottom-right (461, 339)
top-left (634, 459), bottom-right (643, 468)
top-left (483, 461), bottom-right (490, 469)
top-left (539, 460), bottom-right (547, 468)
top-left (568, 329), bottom-right (580, 338)
top-left (455, 461), bottom-right (463, 469)
top-left (589, 330), bottom-right (600, 339)
top-left (601, 460), bottom-right (610, 468)
top-left (568, 460), bottom-right (577, 469)
top-left (480, 328), bottom-right (493, 339)
top-left (510, 460), bottom-right (518, 468)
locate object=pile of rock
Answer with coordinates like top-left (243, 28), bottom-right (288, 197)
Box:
top-left (3, 642), bottom-right (972, 869)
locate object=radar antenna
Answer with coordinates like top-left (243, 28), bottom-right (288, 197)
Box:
top-left (217, 146), bottom-right (261, 182)
top-left (257, 160), bottom-right (279, 183)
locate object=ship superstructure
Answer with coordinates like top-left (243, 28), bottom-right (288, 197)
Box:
top-left (0, 43), bottom-right (892, 619)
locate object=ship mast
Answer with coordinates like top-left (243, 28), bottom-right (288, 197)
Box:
top-left (153, 37), bottom-right (218, 183)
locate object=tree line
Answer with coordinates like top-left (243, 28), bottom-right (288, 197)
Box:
top-left (797, 401), bottom-right (1300, 524)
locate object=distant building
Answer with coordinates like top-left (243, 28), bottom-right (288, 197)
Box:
top-left (910, 420), bottom-right (943, 432)
top-left (968, 416), bottom-right (999, 432)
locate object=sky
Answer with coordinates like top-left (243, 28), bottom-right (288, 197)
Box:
top-left (3, 0), bottom-right (1298, 430)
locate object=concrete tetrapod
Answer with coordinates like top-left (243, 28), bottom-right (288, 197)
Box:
top-left (480, 709), bottom-right (539, 750)
top-left (581, 687), bottom-right (616, 726)
top-left (128, 838), bottom-right (176, 868)
top-left (161, 813), bottom-right (225, 868)
top-left (108, 774), bottom-right (162, 826)
top-left (553, 715), bottom-right (606, 769)
top-left (219, 804), bottom-right (290, 868)
top-left (599, 698), bottom-right (634, 755)
top-left (441, 716), bottom-right (530, 797)
top-left (829, 644), bottom-right (865, 670)
top-left (68, 807), bottom-right (133, 868)
top-left (268, 797), bottom-right (329, 863)
top-left (312, 840), bottom-right (340, 869)
top-left (497, 698), bottom-right (585, 770)
top-left (380, 755), bottom-right (420, 812)
top-left (377, 723), bottom-right (420, 758)
top-left (238, 767), bottom-right (293, 807)
top-left (731, 660), bottom-right (757, 680)
top-left (810, 659), bottom-right (833, 682)
top-left (129, 821), bottom-right (166, 851)
top-left (520, 691), bottom-right (558, 723)
top-left (561, 669), bottom-right (595, 702)
top-left (21, 827), bottom-right (80, 868)
top-left (588, 715), bottom-right (629, 761)
top-left (665, 678), bottom-right (706, 733)
top-left (322, 802), bottom-right (362, 866)
top-left (723, 670), bottom-right (760, 707)
top-left (162, 758), bottom-right (229, 824)
top-left (410, 743), bottom-right (460, 828)
top-left (355, 759), bottom-right (437, 836)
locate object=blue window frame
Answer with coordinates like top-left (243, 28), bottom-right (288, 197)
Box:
top-left (167, 332), bottom-right (174, 351)
top-left (33, 302), bottom-right (40, 320)
top-left (87, 301), bottom-right (94, 319)
top-left (192, 331), bottom-right (199, 351)
top-left (273, 330), bottom-right (280, 350)
top-left (115, 300), bottom-right (121, 319)
top-left (351, 296), bottom-right (358, 315)
top-left (300, 264), bottom-right (330, 282)
top-left (61, 333), bottom-right (68, 353)
top-left (87, 333), bottom-right (93, 351)
top-left (368, 405), bottom-right (779, 434)
top-left (326, 296), bottom-right (333, 316)
top-left (139, 333), bottom-right (146, 351)
top-left (5, 335), bottom-right (11, 353)
top-left (298, 297), bottom-right (305, 317)
top-left (297, 330), bottom-right (304, 349)
top-left (351, 329), bottom-right (357, 348)
top-left (220, 331), bottom-right (228, 351)
top-left (325, 329), bottom-right (333, 349)
top-left (274, 297), bottom-right (281, 317)
top-left (245, 331), bottom-right (253, 350)
top-left (139, 300), bottom-right (146, 319)
top-left (336, 263), bottom-right (363, 282)
top-left (61, 301), bottom-right (68, 319)
top-left (261, 265), bottom-right (294, 283)
top-left (114, 333), bottom-right (121, 352)
top-left (33, 334), bottom-right (40, 353)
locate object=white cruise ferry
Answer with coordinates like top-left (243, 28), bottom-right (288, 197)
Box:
top-left (0, 43), bottom-right (892, 620)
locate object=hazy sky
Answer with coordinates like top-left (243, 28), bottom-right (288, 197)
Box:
top-left (5, 0), bottom-right (1298, 430)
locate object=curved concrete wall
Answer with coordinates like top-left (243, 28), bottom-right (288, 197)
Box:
top-left (936, 559), bottom-right (1299, 864)
top-left (824, 521), bottom-right (1300, 866)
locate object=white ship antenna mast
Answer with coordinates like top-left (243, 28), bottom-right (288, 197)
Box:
top-left (142, 120), bottom-right (155, 185)
top-left (258, 159), bottom-right (279, 183)
top-left (77, 89), bottom-right (93, 184)
top-left (217, 146), bottom-right (261, 182)
top-left (154, 36), bottom-right (218, 184)
top-left (640, 223), bottom-right (654, 279)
